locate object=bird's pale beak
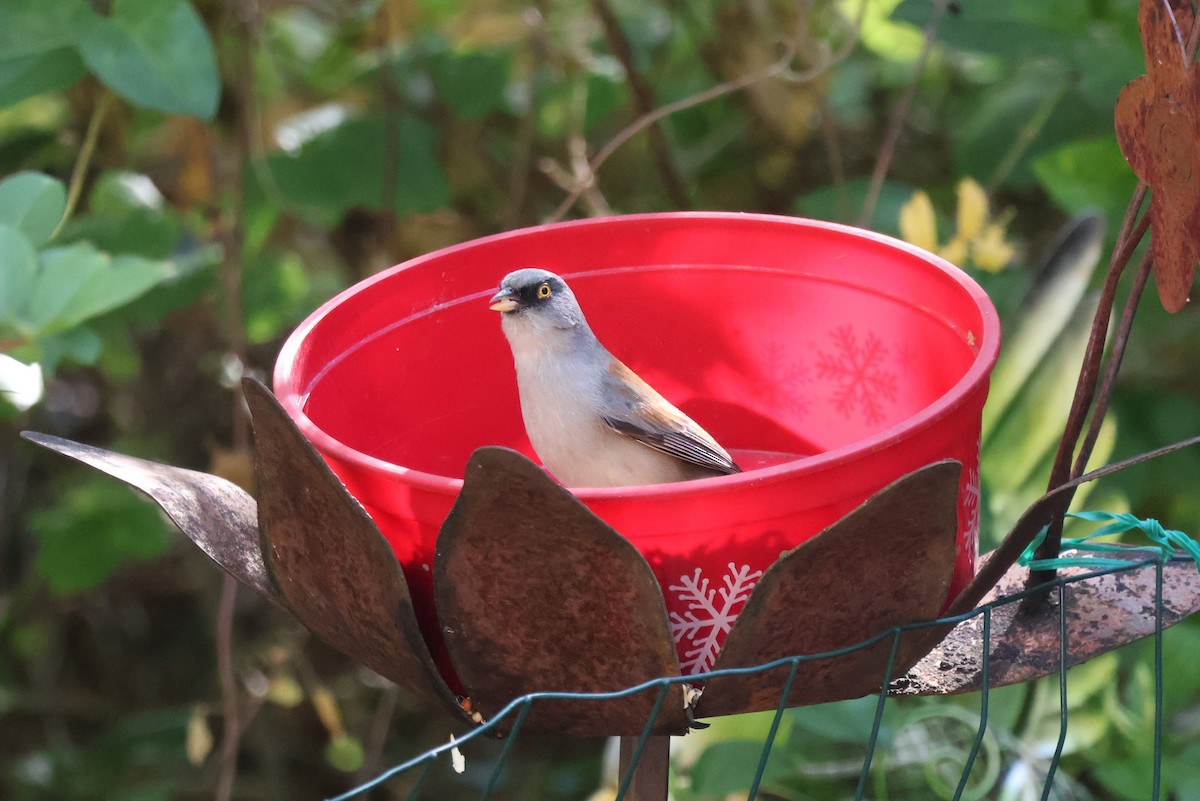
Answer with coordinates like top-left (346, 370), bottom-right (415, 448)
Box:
top-left (489, 287), bottom-right (519, 312)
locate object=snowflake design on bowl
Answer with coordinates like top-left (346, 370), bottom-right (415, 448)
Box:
top-left (669, 562), bottom-right (764, 674)
top-left (963, 463), bottom-right (981, 559)
top-left (758, 341), bottom-right (811, 418)
top-left (816, 325), bottom-right (898, 426)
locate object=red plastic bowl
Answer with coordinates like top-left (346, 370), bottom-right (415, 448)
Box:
top-left (275, 213), bottom-right (999, 677)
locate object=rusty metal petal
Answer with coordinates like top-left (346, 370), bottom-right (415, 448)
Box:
top-left (21, 431), bottom-right (278, 605)
top-left (242, 379), bottom-right (466, 720)
top-left (696, 460), bottom-right (961, 718)
top-left (893, 547), bottom-right (1200, 696)
top-left (1114, 0), bottom-right (1200, 312)
top-left (435, 446), bottom-right (688, 737)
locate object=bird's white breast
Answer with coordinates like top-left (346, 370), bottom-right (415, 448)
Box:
top-left (507, 335), bottom-right (689, 487)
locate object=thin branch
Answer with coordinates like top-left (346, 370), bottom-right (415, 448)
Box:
top-left (546, 0), bottom-right (867, 222)
top-left (590, 0), bottom-right (691, 209)
top-left (856, 0), bottom-right (951, 228)
top-left (51, 89), bottom-right (114, 240)
top-left (212, 5), bottom-right (263, 799)
top-left (214, 575), bottom-right (240, 801)
top-left (376, 0), bottom-right (403, 250)
top-left (818, 94), bottom-right (848, 220)
top-left (357, 683), bottom-right (401, 783)
top-left (501, 4), bottom-right (549, 229)
top-left (986, 71), bottom-right (1077, 194)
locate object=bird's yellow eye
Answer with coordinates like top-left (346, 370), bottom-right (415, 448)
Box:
top-left (537, 283), bottom-right (552, 299)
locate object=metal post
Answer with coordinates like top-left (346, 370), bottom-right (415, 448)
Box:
top-left (617, 736), bottom-right (670, 801)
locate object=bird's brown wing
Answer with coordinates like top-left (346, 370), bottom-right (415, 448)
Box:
top-left (600, 361), bottom-right (741, 476)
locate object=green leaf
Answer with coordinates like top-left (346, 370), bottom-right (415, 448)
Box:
top-left (950, 60), bottom-right (1101, 190)
top-left (983, 215), bottom-right (1104, 434)
top-left (242, 250), bottom-right (316, 345)
top-left (27, 243), bottom-right (172, 335)
top-left (984, 293), bottom-right (1100, 506)
top-left (430, 49), bottom-right (511, 118)
top-left (0, 47), bottom-right (86, 106)
top-left (0, 224), bottom-right (37, 324)
top-left (38, 325), bottom-right (103, 370)
top-left (30, 475), bottom-right (173, 595)
top-left (261, 113), bottom-right (449, 222)
top-left (0, 0), bottom-right (95, 59)
top-left (1033, 136), bottom-right (1139, 226)
top-left (687, 739), bottom-right (793, 799)
top-left (77, 0), bottom-right (219, 119)
top-left (0, 171), bottom-right (66, 246)
top-left (61, 171), bottom-right (181, 259)
top-left (892, 0), bottom-right (1091, 61)
top-left (793, 178), bottom-right (913, 237)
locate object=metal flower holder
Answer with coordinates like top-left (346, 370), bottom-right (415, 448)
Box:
top-left (22, 0), bottom-right (1200, 797)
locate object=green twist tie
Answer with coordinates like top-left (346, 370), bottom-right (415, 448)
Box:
top-left (1018, 511), bottom-right (1200, 573)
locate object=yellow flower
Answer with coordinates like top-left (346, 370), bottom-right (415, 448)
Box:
top-left (939, 235), bottom-right (969, 266)
top-left (955, 178), bottom-right (989, 242)
top-left (898, 177), bottom-right (1016, 272)
top-left (971, 221), bottom-right (1016, 272)
top-left (899, 190), bottom-right (938, 253)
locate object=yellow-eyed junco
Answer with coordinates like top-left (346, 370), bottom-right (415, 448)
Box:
top-left (489, 268), bottom-right (741, 487)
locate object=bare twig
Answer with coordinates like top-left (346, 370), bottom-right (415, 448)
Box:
top-left (986, 72), bottom-right (1077, 194)
top-left (545, 0), bottom-right (866, 222)
top-left (818, 94), bottom-right (848, 219)
top-left (501, 4), bottom-right (549, 228)
top-left (214, 575), bottom-right (240, 801)
top-left (357, 683), bottom-right (401, 782)
top-left (51, 89), bottom-right (114, 240)
top-left (211, 4), bottom-right (264, 798)
top-left (376, 0), bottom-right (403, 248)
top-left (590, 0), bottom-right (691, 209)
top-left (856, 0), bottom-right (951, 228)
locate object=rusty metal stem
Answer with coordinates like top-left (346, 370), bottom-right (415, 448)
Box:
top-left (1029, 189), bottom-right (1149, 584)
top-left (1071, 252), bottom-right (1154, 478)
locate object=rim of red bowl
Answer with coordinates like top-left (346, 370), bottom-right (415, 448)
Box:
top-left (274, 212), bottom-right (1001, 501)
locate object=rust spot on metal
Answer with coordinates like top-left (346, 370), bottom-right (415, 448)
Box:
top-left (696, 460), bottom-right (961, 718)
top-left (243, 379), bottom-right (466, 720)
top-left (894, 546), bottom-right (1200, 695)
top-left (435, 447), bottom-right (688, 736)
top-left (21, 430), bottom-right (278, 605)
top-left (1115, 0), bottom-right (1200, 312)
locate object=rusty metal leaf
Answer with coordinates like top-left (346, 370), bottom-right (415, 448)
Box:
top-left (893, 547), bottom-right (1200, 696)
top-left (1115, 0), bottom-right (1200, 312)
top-left (242, 379), bottom-right (466, 719)
top-left (435, 446), bottom-right (688, 737)
top-left (696, 461), bottom-right (961, 718)
top-left (21, 431), bottom-right (278, 605)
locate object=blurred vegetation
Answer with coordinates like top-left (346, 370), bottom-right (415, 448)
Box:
top-left (2, 0), bottom-right (1200, 799)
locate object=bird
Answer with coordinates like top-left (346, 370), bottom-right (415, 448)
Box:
top-left (489, 268), bottom-right (741, 488)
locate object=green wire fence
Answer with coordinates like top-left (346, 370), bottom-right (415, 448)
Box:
top-left (331, 554), bottom-right (1184, 801)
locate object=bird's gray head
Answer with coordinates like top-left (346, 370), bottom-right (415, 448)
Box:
top-left (489, 269), bottom-right (591, 345)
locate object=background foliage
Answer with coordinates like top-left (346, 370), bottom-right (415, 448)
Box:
top-left (2, 0), bottom-right (1199, 799)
